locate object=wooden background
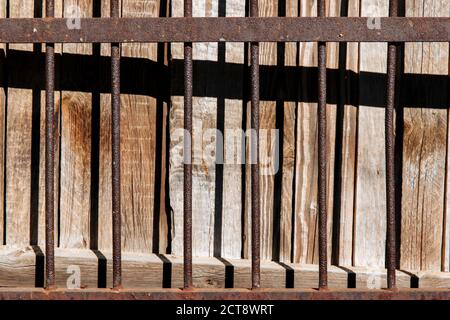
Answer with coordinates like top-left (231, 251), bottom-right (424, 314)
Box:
top-left (0, 0), bottom-right (449, 288)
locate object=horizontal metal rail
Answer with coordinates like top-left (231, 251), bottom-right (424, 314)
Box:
top-left (1, 288), bottom-right (450, 300)
top-left (0, 17), bottom-right (448, 43)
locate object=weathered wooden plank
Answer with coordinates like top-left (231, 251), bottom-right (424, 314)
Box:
top-left (6, 0), bottom-right (61, 248)
top-left (243, 82), bottom-right (251, 259)
top-left (54, 248), bottom-right (99, 288)
top-left (99, 0), bottom-right (159, 253)
top-left (353, 0), bottom-right (388, 268)
top-left (293, 0), bottom-right (337, 265)
top-left (242, 0), bottom-right (280, 261)
top-left (322, 0), bottom-right (339, 265)
top-left (220, 0), bottom-right (245, 259)
top-left (284, 263), bottom-right (348, 288)
top-left (334, 0), bottom-right (359, 266)
top-left (59, 0), bottom-right (93, 249)
top-left (0, 247), bottom-right (426, 289)
top-left (257, 0), bottom-right (278, 261)
top-left (98, 0), bottom-right (112, 251)
top-left (119, 0), bottom-right (158, 253)
top-left (37, 0), bottom-right (63, 249)
top-left (157, 94), bottom-right (169, 254)
top-left (0, 246), bottom-right (348, 288)
top-left (446, 105), bottom-right (450, 270)
top-left (343, 266), bottom-right (412, 289)
top-left (5, 0), bottom-right (37, 247)
top-left (0, 246), bottom-right (36, 287)
top-left (278, 99), bottom-right (295, 262)
top-left (167, 255), bottom-right (226, 288)
top-left (156, 1), bottom-right (170, 253)
top-left (293, 0), bottom-right (318, 264)
top-left (169, 0), bottom-right (245, 259)
top-left (412, 271), bottom-right (450, 288)
top-left (277, 0), bottom-right (299, 264)
top-left (401, 0), bottom-right (449, 272)
top-left (104, 251), bottom-right (163, 288)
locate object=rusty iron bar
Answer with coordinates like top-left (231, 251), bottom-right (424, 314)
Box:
top-left (317, 0), bottom-right (327, 290)
top-left (183, 0), bottom-right (193, 290)
top-left (0, 18), bottom-right (448, 43)
top-left (45, 0), bottom-right (56, 290)
top-left (111, 0), bottom-right (122, 290)
top-left (2, 288), bottom-right (450, 300)
top-left (250, 0), bottom-right (261, 290)
top-left (386, 0), bottom-right (398, 290)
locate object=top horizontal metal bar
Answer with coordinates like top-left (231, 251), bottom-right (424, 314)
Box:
top-left (0, 17), bottom-right (448, 43)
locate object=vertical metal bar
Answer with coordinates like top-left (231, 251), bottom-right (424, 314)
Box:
top-left (184, 0), bottom-right (193, 289)
top-left (386, 0), bottom-right (398, 290)
top-left (317, 0), bottom-right (328, 290)
top-left (250, 0), bottom-right (261, 289)
top-left (111, 0), bottom-right (122, 290)
top-left (45, 0), bottom-right (56, 290)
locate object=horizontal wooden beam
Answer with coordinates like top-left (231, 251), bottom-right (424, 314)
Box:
top-left (0, 18), bottom-right (448, 43)
top-left (0, 247), bottom-right (448, 289)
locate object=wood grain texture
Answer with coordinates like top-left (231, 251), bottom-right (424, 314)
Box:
top-left (353, 0), bottom-right (388, 268)
top-left (294, 0), bottom-right (318, 265)
top-left (0, 246), bottom-right (36, 287)
top-left (5, 0), bottom-right (37, 247)
top-left (293, 0), bottom-right (337, 265)
top-left (157, 93), bottom-right (169, 254)
top-left (36, 0), bottom-right (63, 249)
top-left (219, 0), bottom-right (245, 260)
top-left (99, 0), bottom-right (159, 253)
top-left (278, 0), bottom-right (298, 263)
top-left (242, 0), bottom-right (279, 261)
top-left (343, 266), bottom-right (412, 289)
top-left (0, 246), bottom-right (425, 289)
top-left (401, 0), bottom-right (449, 272)
top-left (156, 2), bottom-right (170, 254)
top-left (411, 271), bottom-right (450, 288)
top-left (6, 0), bottom-right (61, 248)
top-left (170, 0), bottom-right (247, 257)
top-left (59, 0), bottom-right (92, 249)
top-left (257, 0), bottom-right (278, 261)
top-left (120, 0), bottom-right (157, 253)
top-left (334, 0), bottom-right (359, 266)
top-left (243, 84), bottom-right (251, 259)
top-left (97, 0), bottom-right (114, 253)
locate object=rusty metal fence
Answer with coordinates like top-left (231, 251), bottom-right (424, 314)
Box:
top-left (0, 0), bottom-right (450, 300)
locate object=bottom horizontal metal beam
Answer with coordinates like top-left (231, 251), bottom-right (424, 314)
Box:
top-left (1, 288), bottom-right (450, 300)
